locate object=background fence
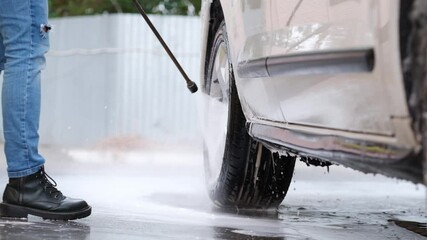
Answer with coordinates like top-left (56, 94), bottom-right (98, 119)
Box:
top-left (0, 14), bottom-right (202, 148)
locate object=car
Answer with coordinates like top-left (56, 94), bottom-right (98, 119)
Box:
top-left (199, 0), bottom-right (427, 210)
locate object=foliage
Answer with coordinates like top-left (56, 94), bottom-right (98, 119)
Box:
top-left (48, 0), bottom-right (201, 17)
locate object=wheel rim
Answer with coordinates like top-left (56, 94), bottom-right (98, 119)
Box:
top-left (204, 40), bottom-right (230, 189)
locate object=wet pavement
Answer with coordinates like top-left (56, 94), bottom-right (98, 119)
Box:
top-left (0, 146), bottom-right (425, 239)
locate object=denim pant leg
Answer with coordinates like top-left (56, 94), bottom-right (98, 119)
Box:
top-left (0, 0), bottom-right (49, 178)
top-left (0, 33), bottom-right (4, 72)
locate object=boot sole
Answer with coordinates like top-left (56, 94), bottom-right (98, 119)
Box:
top-left (0, 202), bottom-right (91, 221)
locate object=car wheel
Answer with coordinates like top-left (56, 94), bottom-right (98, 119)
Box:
top-left (404, 0), bottom-right (427, 185)
top-left (202, 21), bottom-right (296, 209)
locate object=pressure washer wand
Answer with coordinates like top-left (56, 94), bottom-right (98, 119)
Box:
top-left (132, 0), bottom-right (198, 94)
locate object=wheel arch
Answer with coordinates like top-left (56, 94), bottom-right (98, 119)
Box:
top-left (201, 0), bottom-right (240, 93)
top-left (200, 1), bottom-right (224, 92)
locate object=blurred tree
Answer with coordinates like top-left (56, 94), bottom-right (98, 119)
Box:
top-left (48, 0), bottom-right (201, 17)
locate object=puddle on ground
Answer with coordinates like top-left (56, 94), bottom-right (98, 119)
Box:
top-left (391, 220), bottom-right (427, 237)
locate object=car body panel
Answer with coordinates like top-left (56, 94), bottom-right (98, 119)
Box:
top-left (200, 0), bottom-right (420, 178)
top-left (218, 0), bottom-right (410, 135)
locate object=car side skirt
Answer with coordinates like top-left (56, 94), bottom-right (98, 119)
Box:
top-left (248, 120), bottom-right (423, 183)
top-left (249, 122), bottom-right (409, 162)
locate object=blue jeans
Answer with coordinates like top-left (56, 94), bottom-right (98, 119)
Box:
top-left (0, 0), bottom-right (49, 177)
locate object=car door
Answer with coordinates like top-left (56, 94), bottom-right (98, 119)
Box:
top-left (222, 0), bottom-right (404, 136)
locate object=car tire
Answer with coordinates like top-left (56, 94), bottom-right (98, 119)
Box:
top-left (404, 0), bottom-right (427, 185)
top-left (202, 21), bottom-right (296, 209)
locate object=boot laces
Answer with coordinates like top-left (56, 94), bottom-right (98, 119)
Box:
top-left (40, 168), bottom-right (63, 199)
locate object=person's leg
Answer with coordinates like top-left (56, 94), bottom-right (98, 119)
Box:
top-left (0, 33), bottom-right (4, 74)
top-left (0, 0), bottom-right (46, 178)
top-left (0, 0), bottom-right (91, 220)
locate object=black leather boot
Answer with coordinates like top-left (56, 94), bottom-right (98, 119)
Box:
top-left (0, 167), bottom-right (91, 220)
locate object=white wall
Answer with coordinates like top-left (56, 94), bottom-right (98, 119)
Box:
top-left (1, 14), bottom-right (202, 148)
